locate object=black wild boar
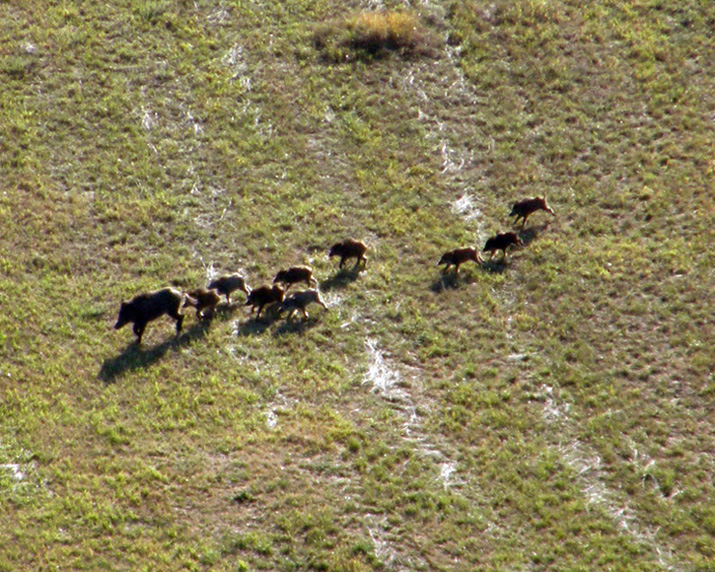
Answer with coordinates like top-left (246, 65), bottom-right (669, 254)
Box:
top-left (208, 273), bottom-right (251, 304)
top-left (245, 284), bottom-right (285, 319)
top-left (329, 239), bottom-right (368, 269)
top-left (184, 288), bottom-right (221, 319)
top-left (438, 247), bottom-right (482, 273)
top-left (273, 265), bottom-right (317, 290)
top-left (509, 196), bottom-right (555, 228)
top-left (482, 232), bottom-right (523, 261)
top-left (114, 288), bottom-right (185, 343)
top-left (278, 289), bottom-right (328, 319)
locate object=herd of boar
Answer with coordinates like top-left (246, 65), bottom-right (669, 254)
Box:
top-left (114, 198), bottom-right (554, 343)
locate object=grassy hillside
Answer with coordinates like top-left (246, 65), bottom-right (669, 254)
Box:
top-left (1, 0), bottom-right (714, 570)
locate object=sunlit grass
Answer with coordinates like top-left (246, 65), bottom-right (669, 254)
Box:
top-left (1, 0), bottom-right (714, 570)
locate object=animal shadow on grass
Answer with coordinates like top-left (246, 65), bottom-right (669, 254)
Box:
top-left (480, 258), bottom-right (510, 274)
top-left (517, 225), bottom-right (543, 247)
top-left (273, 316), bottom-right (321, 337)
top-left (320, 267), bottom-right (362, 292)
top-left (234, 309), bottom-right (281, 337)
top-left (214, 303), bottom-right (240, 321)
top-left (99, 322), bottom-right (209, 384)
top-left (430, 270), bottom-right (481, 293)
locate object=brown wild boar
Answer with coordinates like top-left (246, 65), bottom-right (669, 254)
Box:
top-left (208, 273), bottom-right (251, 304)
top-left (278, 289), bottom-right (328, 319)
top-left (509, 196), bottom-right (555, 228)
top-left (184, 288), bottom-right (221, 320)
top-left (329, 238), bottom-right (368, 269)
top-left (438, 247), bottom-right (482, 273)
top-left (273, 265), bottom-right (318, 290)
top-left (114, 287), bottom-right (186, 343)
top-left (483, 232), bottom-right (523, 261)
top-left (245, 284), bottom-right (285, 319)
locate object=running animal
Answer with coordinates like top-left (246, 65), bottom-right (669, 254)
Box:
top-left (208, 273), bottom-right (251, 304)
top-left (245, 284), bottom-right (285, 319)
top-left (273, 265), bottom-right (318, 290)
top-left (184, 288), bottom-right (221, 320)
top-left (482, 232), bottom-right (523, 261)
top-left (278, 289), bottom-right (328, 319)
top-left (329, 239), bottom-right (368, 269)
top-left (438, 247), bottom-right (482, 273)
top-left (509, 196), bottom-right (555, 228)
top-left (114, 287), bottom-right (187, 343)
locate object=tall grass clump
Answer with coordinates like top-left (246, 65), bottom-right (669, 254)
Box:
top-left (133, 0), bottom-right (172, 26)
top-left (314, 10), bottom-right (439, 62)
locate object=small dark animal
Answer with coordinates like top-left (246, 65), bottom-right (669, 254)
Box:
top-left (509, 196), bottom-right (555, 228)
top-left (438, 247), bottom-right (483, 273)
top-left (184, 288), bottom-right (221, 320)
top-left (278, 289), bottom-right (329, 319)
top-left (329, 239), bottom-right (368, 269)
top-left (483, 232), bottom-right (523, 261)
top-left (208, 273), bottom-right (251, 304)
top-left (273, 265), bottom-right (318, 290)
top-left (245, 284), bottom-right (285, 319)
top-left (114, 288), bottom-right (185, 343)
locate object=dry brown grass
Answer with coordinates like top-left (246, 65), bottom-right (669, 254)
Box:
top-left (314, 10), bottom-right (438, 61)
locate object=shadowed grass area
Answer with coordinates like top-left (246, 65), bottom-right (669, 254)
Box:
top-left (1, 0), bottom-right (714, 570)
